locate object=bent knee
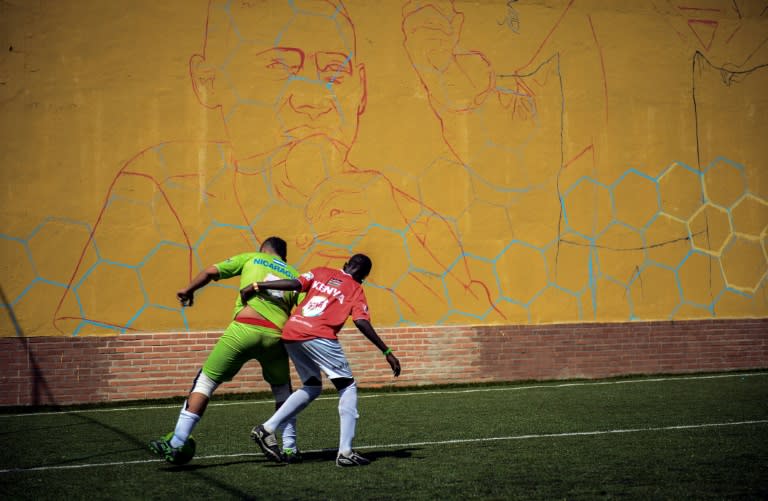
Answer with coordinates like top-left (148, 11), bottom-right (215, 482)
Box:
top-left (301, 385), bottom-right (323, 401)
top-left (331, 377), bottom-right (355, 390)
top-left (190, 370), bottom-right (220, 398)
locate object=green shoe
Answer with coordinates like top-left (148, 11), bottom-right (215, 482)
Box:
top-left (283, 448), bottom-right (303, 464)
top-left (148, 432), bottom-right (196, 465)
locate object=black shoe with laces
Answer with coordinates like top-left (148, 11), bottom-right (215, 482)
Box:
top-left (250, 425), bottom-right (283, 462)
top-left (336, 450), bottom-right (370, 467)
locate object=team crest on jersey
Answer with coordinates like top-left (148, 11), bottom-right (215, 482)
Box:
top-left (302, 295), bottom-right (329, 317)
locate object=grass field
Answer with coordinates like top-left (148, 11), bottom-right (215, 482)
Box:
top-left (2, 371), bottom-right (767, 500)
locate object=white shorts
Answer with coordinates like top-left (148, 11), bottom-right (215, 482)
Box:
top-left (285, 338), bottom-right (353, 383)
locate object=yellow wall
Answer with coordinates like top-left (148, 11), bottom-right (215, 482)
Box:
top-left (1, 0), bottom-right (766, 336)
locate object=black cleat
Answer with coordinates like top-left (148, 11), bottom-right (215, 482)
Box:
top-left (251, 425), bottom-right (283, 462)
top-left (336, 450), bottom-right (370, 467)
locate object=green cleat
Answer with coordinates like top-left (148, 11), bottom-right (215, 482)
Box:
top-left (282, 448), bottom-right (303, 464)
top-left (148, 432), bottom-right (196, 465)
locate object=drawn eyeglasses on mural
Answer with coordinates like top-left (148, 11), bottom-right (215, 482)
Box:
top-left (254, 46), bottom-right (354, 85)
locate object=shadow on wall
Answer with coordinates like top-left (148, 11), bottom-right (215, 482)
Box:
top-left (1, 285), bottom-right (59, 408)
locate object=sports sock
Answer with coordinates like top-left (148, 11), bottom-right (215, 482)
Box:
top-left (280, 417), bottom-right (297, 452)
top-left (170, 407), bottom-right (200, 448)
top-left (264, 386), bottom-right (321, 433)
top-left (272, 384), bottom-right (297, 451)
top-left (337, 382), bottom-right (359, 456)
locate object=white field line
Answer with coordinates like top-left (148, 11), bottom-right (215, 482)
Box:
top-left (2, 371), bottom-right (765, 418)
top-left (1, 419), bottom-right (766, 475)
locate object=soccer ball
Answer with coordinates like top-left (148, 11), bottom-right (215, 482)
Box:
top-left (163, 432), bottom-right (196, 465)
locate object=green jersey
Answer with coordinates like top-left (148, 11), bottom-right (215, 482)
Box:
top-left (214, 252), bottom-right (300, 327)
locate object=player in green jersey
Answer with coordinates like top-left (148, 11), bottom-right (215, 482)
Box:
top-left (149, 236), bottom-right (303, 464)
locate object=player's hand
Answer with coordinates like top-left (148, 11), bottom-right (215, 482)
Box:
top-left (386, 353), bottom-right (401, 377)
top-left (240, 283), bottom-right (258, 305)
top-left (177, 290), bottom-right (194, 307)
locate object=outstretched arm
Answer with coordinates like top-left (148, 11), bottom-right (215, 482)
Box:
top-left (177, 265), bottom-right (220, 307)
top-left (240, 278), bottom-right (302, 304)
top-left (353, 319), bottom-right (402, 377)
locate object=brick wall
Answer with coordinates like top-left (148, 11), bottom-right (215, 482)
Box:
top-left (1, 318), bottom-right (766, 407)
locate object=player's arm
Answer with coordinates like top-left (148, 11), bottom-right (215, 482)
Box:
top-left (353, 319), bottom-right (402, 377)
top-left (239, 279), bottom-right (302, 304)
top-left (177, 265), bottom-right (220, 307)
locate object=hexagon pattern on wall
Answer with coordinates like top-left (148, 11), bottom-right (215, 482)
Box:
top-left (0, 0), bottom-right (765, 334)
top-left (3, 155), bottom-right (766, 333)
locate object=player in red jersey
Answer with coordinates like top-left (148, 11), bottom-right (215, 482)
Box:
top-left (242, 253), bottom-right (401, 467)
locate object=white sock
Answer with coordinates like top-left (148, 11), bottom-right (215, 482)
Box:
top-left (171, 407), bottom-right (200, 448)
top-left (280, 417), bottom-right (297, 452)
top-left (338, 382), bottom-right (358, 456)
top-left (264, 386), bottom-right (320, 433)
top-left (272, 383), bottom-right (298, 452)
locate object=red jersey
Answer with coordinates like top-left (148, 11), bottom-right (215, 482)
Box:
top-left (281, 267), bottom-right (371, 341)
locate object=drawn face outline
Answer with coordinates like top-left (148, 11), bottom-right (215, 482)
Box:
top-left (191, 1), bottom-right (367, 160)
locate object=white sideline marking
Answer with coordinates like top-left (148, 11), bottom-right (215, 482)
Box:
top-left (359, 419), bottom-right (768, 449)
top-left (1, 371), bottom-right (765, 418)
top-left (1, 419), bottom-right (766, 474)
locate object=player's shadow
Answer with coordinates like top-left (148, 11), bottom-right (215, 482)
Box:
top-left (178, 447), bottom-right (419, 471)
top-left (266, 446), bottom-right (418, 464)
top-left (168, 457), bottom-right (280, 471)
top-left (2, 285), bottom-right (59, 410)
top-left (0, 420), bottom-right (95, 437)
top-left (359, 447), bottom-right (418, 462)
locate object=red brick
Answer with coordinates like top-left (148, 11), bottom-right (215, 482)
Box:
top-left (1, 318), bottom-right (767, 406)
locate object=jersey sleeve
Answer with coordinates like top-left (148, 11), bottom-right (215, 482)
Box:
top-left (297, 270), bottom-right (316, 292)
top-left (214, 253), bottom-right (251, 279)
top-left (349, 287), bottom-right (371, 322)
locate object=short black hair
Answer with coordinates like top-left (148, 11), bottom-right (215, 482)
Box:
top-left (261, 236), bottom-right (288, 261)
top-left (345, 253), bottom-right (372, 283)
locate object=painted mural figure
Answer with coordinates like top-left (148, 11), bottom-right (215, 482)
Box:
top-left (47, 0), bottom-right (768, 337)
top-left (401, 0), bottom-right (768, 320)
top-left (402, 0), bottom-right (561, 192)
top-left (401, 0), bottom-right (573, 320)
top-left (53, 0), bottom-right (501, 335)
